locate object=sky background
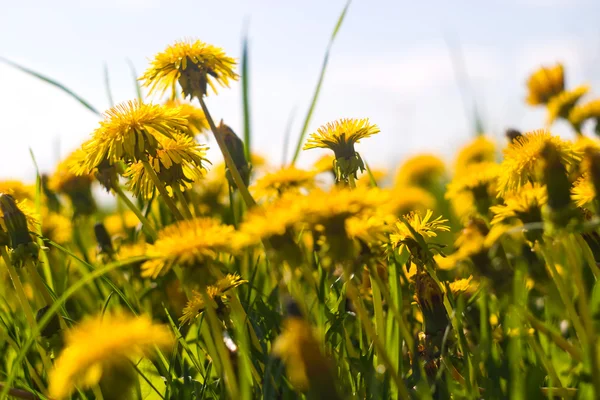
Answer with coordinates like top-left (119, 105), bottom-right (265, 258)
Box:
top-left (1, 0), bottom-right (600, 181)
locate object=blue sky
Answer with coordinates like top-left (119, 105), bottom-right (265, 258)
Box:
top-left (1, 0), bottom-right (600, 180)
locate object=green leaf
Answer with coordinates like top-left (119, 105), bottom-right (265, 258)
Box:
top-left (290, 0), bottom-right (352, 165)
top-left (127, 58), bottom-right (143, 101)
top-left (104, 63), bottom-right (114, 107)
top-left (0, 56), bottom-right (101, 116)
top-left (241, 27), bottom-right (252, 160)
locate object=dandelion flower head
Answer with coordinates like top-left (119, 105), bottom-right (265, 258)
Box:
top-left (525, 63), bottom-right (565, 105)
top-left (49, 312), bottom-right (172, 399)
top-left (497, 130), bottom-right (580, 195)
top-left (140, 39), bottom-right (238, 99)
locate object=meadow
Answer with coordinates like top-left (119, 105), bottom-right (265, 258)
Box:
top-left (2, 6), bottom-right (600, 400)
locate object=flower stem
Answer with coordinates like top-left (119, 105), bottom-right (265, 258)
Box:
top-left (344, 273), bottom-right (409, 398)
top-left (198, 97), bottom-right (257, 208)
top-left (172, 185), bottom-right (193, 219)
top-left (141, 161), bottom-right (185, 221)
top-left (347, 174), bottom-right (357, 189)
top-left (201, 290), bottom-right (240, 399)
top-left (113, 185), bottom-right (158, 240)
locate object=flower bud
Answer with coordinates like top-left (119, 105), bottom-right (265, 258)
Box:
top-left (94, 222), bottom-right (114, 258)
top-left (414, 271), bottom-right (449, 336)
top-left (505, 128), bottom-right (522, 142)
top-left (220, 121), bottom-right (251, 187)
top-left (0, 194), bottom-right (38, 266)
top-left (36, 305), bottom-right (61, 338)
top-left (541, 143), bottom-right (575, 228)
top-left (41, 174), bottom-right (61, 213)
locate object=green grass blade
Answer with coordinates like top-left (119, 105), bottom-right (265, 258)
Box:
top-left (281, 106), bottom-right (297, 166)
top-left (127, 58), bottom-right (143, 101)
top-left (1, 256), bottom-right (147, 398)
top-left (443, 33), bottom-right (485, 136)
top-left (104, 63), bottom-right (114, 107)
top-left (290, 0), bottom-right (352, 165)
top-left (0, 57), bottom-right (101, 116)
top-left (29, 148), bottom-right (54, 290)
top-left (241, 28), bottom-right (252, 160)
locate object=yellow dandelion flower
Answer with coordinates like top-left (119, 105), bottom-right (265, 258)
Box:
top-left (573, 136), bottom-right (600, 155)
top-left (356, 167), bottom-right (387, 187)
top-left (454, 136), bottom-right (496, 174)
top-left (165, 99), bottom-right (209, 136)
top-left (447, 276), bottom-right (478, 296)
top-left (497, 130), bottom-right (580, 195)
top-left (124, 132), bottom-right (209, 198)
top-left (303, 118), bottom-right (380, 182)
top-left (104, 211), bottom-right (140, 236)
top-left (141, 218), bottom-right (246, 278)
top-left (569, 98), bottom-right (600, 133)
top-left (446, 162), bottom-right (500, 217)
top-left (446, 162), bottom-right (500, 199)
top-left (117, 242), bottom-right (147, 260)
top-left (241, 196), bottom-right (303, 242)
top-left (273, 317), bottom-right (334, 393)
top-left (383, 186), bottom-right (436, 216)
top-left (572, 175), bottom-right (595, 207)
top-left (491, 183), bottom-right (548, 225)
top-left (80, 100), bottom-right (189, 172)
top-left (251, 167), bottom-right (316, 199)
top-left (298, 187), bottom-right (388, 225)
top-left (525, 63), bottom-right (565, 105)
top-left (180, 274), bottom-right (247, 324)
top-left (546, 85), bottom-right (589, 125)
top-left (42, 210), bottom-right (72, 244)
top-left (395, 154), bottom-right (446, 188)
top-left (390, 209), bottom-right (450, 251)
top-left (0, 180), bottom-right (34, 201)
top-left (346, 214), bottom-right (394, 245)
top-left (312, 154), bottom-right (336, 174)
top-left (48, 149), bottom-right (94, 195)
top-left (140, 39), bottom-right (238, 99)
top-left (49, 313), bottom-right (172, 399)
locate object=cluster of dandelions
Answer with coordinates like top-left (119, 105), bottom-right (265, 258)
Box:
top-left (3, 38), bottom-right (600, 399)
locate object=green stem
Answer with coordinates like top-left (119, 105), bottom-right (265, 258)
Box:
top-left (563, 235), bottom-right (600, 397)
top-left (172, 185), bottom-right (193, 219)
top-left (370, 271), bottom-right (385, 343)
top-left (198, 97), bottom-right (257, 208)
top-left (347, 174), bottom-right (357, 189)
top-left (345, 275), bottom-right (409, 398)
top-left (201, 290), bottom-right (240, 399)
top-left (540, 244), bottom-right (587, 344)
top-left (141, 161), bottom-right (185, 221)
top-left (25, 259), bottom-right (67, 330)
top-left (524, 310), bottom-right (583, 362)
top-left (113, 185), bottom-right (158, 240)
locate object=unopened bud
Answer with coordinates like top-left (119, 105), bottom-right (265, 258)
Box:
top-left (0, 194), bottom-right (38, 266)
top-left (0, 194), bottom-right (33, 248)
top-left (541, 143), bottom-right (572, 211)
top-left (220, 121), bottom-right (251, 187)
top-left (505, 128), bottom-right (522, 142)
top-left (36, 305), bottom-right (61, 338)
top-left (586, 149), bottom-right (600, 208)
top-left (94, 222), bottom-right (114, 257)
top-left (414, 272), bottom-right (449, 336)
top-left (41, 174), bottom-right (61, 213)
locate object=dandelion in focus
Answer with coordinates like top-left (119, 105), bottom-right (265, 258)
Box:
top-left (140, 39), bottom-right (238, 99)
top-left (303, 118), bottom-right (380, 185)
